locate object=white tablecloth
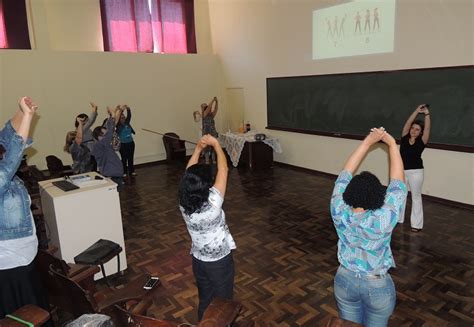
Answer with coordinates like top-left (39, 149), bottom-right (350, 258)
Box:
top-left (220, 131), bottom-right (282, 167)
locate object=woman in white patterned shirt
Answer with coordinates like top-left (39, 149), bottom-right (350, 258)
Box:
top-left (178, 134), bottom-right (236, 321)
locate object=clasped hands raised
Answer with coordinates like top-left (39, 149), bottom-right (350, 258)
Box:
top-left (196, 134), bottom-right (219, 150)
top-left (364, 127), bottom-right (396, 147)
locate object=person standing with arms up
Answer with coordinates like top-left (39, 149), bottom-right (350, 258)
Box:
top-left (178, 134), bottom-right (235, 321)
top-left (331, 127), bottom-right (407, 326)
top-left (0, 97), bottom-right (49, 318)
top-left (399, 104), bottom-right (431, 232)
top-left (117, 105), bottom-right (136, 177)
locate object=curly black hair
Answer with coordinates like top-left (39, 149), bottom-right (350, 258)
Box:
top-left (178, 164), bottom-right (214, 216)
top-left (342, 171), bottom-right (386, 210)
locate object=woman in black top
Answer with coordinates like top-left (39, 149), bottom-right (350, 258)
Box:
top-left (399, 104), bottom-right (431, 232)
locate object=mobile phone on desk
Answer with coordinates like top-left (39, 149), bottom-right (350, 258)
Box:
top-left (143, 276), bottom-right (160, 290)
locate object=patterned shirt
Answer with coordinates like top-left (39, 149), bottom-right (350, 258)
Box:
top-left (330, 170), bottom-right (407, 275)
top-left (180, 187), bottom-right (236, 262)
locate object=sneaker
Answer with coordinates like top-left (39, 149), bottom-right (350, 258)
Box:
top-left (411, 228), bottom-right (422, 232)
top-left (123, 174), bottom-right (127, 178)
top-left (131, 172), bottom-right (137, 176)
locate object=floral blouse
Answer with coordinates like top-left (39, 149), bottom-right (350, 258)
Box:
top-left (180, 187), bottom-right (236, 262)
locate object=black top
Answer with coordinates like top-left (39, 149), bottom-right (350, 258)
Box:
top-left (400, 134), bottom-right (425, 170)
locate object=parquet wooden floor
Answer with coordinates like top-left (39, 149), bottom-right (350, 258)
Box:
top-left (114, 162), bottom-right (474, 326)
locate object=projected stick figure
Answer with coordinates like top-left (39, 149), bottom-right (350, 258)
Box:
top-left (339, 14), bottom-right (346, 37)
top-left (333, 16), bottom-right (339, 38)
top-left (373, 8), bottom-right (380, 31)
top-left (354, 11), bottom-right (361, 33)
top-left (326, 18), bottom-right (333, 38)
top-left (364, 9), bottom-right (371, 32)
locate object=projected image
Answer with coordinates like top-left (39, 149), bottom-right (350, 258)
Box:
top-left (313, 0), bottom-right (395, 59)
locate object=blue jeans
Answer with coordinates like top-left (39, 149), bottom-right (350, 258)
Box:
top-left (192, 253), bottom-right (234, 321)
top-left (334, 265), bottom-right (396, 326)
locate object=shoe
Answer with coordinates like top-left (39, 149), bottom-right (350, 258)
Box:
top-left (123, 174), bottom-right (127, 178)
top-left (411, 228), bottom-right (422, 232)
top-left (131, 172), bottom-right (137, 176)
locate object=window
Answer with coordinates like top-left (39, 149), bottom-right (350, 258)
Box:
top-left (100, 0), bottom-right (196, 54)
top-left (0, 0), bottom-right (31, 49)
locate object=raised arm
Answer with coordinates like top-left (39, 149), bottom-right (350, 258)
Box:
top-left (202, 98), bottom-right (215, 117)
top-left (75, 118), bottom-right (84, 145)
top-left (113, 105), bottom-right (123, 127)
top-left (210, 97), bottom-right (218, 118)
top-left (83, 102), bottom-right (98, 130)
top-left (381, 132), bottom-right (405, 181)
top-left (204, 135), bottom-right (228, 197)
top-left (402, 105), bottom-right (424, 137)
top-left (421, 107), bottom-right (431, 144)
top-left (186, 138), bottom-right (207, 168)
top-left (16, 97), bottom-right (38, 142)
top-left (343, 128), bottom-right (385, 174)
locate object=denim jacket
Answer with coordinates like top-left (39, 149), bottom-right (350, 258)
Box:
top-left (0, 121), bottom-right (33, 241)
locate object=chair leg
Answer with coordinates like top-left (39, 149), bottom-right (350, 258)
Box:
top-left (116, 254), bottom-right (120, 274)
top-left (100, 263), bottom-right (110, 287)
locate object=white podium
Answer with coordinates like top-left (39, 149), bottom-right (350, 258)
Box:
top-left (39, 172), bottom-right (127, 280)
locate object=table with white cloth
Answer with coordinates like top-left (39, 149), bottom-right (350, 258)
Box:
top-left (220, 131), bottom-right (282, 169)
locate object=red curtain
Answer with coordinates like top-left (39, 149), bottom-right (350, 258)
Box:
top-left (100, 0), bottom-right (196, 54)
top-left (100, 0), bottom-right (152, 52)
top-left (0, 0), bottom-right (31, 49)
top-left (0, 0), bottom-right (8, 48)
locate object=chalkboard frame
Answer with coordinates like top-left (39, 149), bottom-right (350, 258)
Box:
top-left (266, 65), bottom-right (473, 153)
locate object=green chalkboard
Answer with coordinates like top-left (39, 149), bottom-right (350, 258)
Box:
top-left (266, 66), bottom-right (473, 152)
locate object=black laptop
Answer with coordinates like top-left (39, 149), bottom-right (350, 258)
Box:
top-left (52, 180), bottom-right (79, 192)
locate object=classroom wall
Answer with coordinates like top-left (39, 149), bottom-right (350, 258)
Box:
top-left (206, 0), bottom-right (474, 205)
top-left (0, 0), bottom-right (222, 168)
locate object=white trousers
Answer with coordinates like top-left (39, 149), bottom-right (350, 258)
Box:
top-left (399, 169), bottom-right (424, 229)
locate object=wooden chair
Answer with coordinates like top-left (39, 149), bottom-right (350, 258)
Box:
top-left (47, 269), bottom-right (152, 322)
top-left (162, 133), bottom-right (186, 163)
top-left (36, 249), bottom-right (100, 295)
top-left (45, 155), bottom-right (73, 178)
top-left (0, 305), bottom-right (50, 327)
top-left (114, 297), bottom-right (251, 327)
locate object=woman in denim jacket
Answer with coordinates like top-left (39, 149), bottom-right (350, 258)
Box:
top-left (330, 127), bottom-right (407, 326)
top-left (0, 97), bottom-right (48, 318)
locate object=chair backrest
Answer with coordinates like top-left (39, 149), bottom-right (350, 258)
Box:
top-left (48, 267), bottom-right (98, 318)
top-left (114, 297), bottom-right (242, 327)
top-left (46, 155), bottom-right (65, 175)
top-left (198, 298), bottom-right (242, 327)
top-left (113, 301), bottom-right (180, 327)
top-left (162, 133), bottom-right (184, 150)
top-left (36, 250), bottom-right (71, 301)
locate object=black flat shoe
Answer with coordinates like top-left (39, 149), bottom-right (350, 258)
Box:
top-left (411, 228), bottom-right (422, 232)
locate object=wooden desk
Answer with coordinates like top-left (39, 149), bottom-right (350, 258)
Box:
top-left (237, 141), bottom-right (273, 170)
top-left (221, 132), bottom-right (280, 170)
top-left (38, 172), bottom-right (127, 280)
